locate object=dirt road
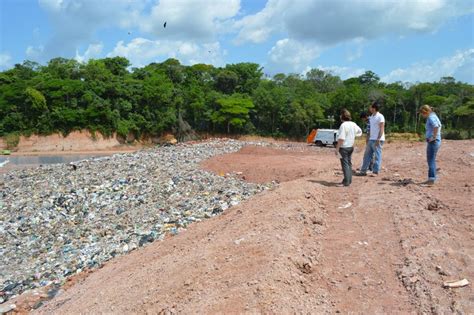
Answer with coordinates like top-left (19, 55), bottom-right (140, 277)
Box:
top-left (33, 140), bottom-right (474, 313)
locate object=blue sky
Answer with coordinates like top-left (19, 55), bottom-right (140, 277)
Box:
top-left (1, 0), bottom-right (473, 83)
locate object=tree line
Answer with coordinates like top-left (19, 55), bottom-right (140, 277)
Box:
top-left (0, 56), bottom-right (473, 142)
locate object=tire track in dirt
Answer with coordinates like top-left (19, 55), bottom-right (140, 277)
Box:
top-left (308, 172), bottom-right (415, 313)
top-left (381, 140), bottom-right (474, 313)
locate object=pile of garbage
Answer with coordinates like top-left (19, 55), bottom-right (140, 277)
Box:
top-left (0, 139), bottom-right (275, 303)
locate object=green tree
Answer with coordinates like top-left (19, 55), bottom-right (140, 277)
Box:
top-left (225, 63), bottom-right (263, 95)
top-left (215, 70), bottom-right (239, 94)
top-left (306, 68), bottom-right (342, 93)
top-left (211, 94), bottom-right (254, 133)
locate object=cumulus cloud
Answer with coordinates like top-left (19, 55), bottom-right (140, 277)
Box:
top-left (0, 53), bottom-right (13, 70)
top-left (235, 0), bottom-right (473, 44)
top-left (107, 37), bottom-right (225, 68)
top-left (309, 65), bottom-right (366, 80)
top-left (233, 0), bottom-right (285, 44)
top-left (33, 0), bottom-right (241, 64)
top-left (75, 43), bottom-right (104, 63)
top-left (37, 0), bottom-right (148, 61)
top-left (140, 0), bottom-right (240, 40)
top-left (267, 38), bottom-right (322, 73)
top-left (382, 49), bottom-right (474, 83)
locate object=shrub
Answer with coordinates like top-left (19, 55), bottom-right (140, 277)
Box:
top-left (4, 132), bottom-right (20, 149)
top-left (443, 129), bottom-right (469, 140)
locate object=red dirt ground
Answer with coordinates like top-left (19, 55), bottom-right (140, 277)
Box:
top-left (10, 140), bottom-right (474, 314)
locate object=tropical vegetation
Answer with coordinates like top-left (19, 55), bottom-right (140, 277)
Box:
top-left (1, 57), bottom-right (472, 141)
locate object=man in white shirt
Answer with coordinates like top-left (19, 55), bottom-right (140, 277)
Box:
top-left (335, 109), bottom-right (362, 186)
top-left (357, 102), bottom-right (385, 176)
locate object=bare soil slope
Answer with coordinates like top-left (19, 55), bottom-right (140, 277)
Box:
top-left (35, 140), bottom-right (473, 314)
top-left (0, 131), bottom-right (140, 153)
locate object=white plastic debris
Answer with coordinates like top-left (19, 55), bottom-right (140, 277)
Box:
top-left (443, 279), bottom-right (469, 288)
top-left (338, 202), bottom-right (352, 209)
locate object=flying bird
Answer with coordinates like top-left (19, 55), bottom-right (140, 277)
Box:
top-left (163, 21), bottom-right (167, 28)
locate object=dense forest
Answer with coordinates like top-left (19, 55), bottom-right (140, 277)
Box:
top-left (0, 56), bottom-right (473, 143)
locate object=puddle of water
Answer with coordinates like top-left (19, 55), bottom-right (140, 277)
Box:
top-left (0, 154), bottom-right (109, 168)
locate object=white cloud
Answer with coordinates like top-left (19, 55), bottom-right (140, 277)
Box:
top-left (382, 48), bottom-right (474, 83)
top-left (0, 53), bottom-right (13, 70)
top-left (233, 0), bottom-right (285, 44)
top-left (312, 65), bottom-right (366, 80)
top-left (38, 0), bottom-right (63, 12)
top-left (140, 0), bottom-right (241, 40)
top-left (33, 0), bottom-right (241, 63)
top-left (235, 0), bottom-right (473, 45)
top-left (37, 0), bottom-right (149, 61)
top-left (107, 37), bottom-right (225, 68)
top-left (75, 43), bottom-right (104, 63)
top-left (267, 38), bottom-right (322, 73)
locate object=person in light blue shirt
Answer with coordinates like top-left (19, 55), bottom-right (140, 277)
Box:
top-left (420, 105), bottom-right (442, 185)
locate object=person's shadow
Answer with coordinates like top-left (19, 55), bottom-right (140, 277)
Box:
top-left (307, 179), bottom-right (340, 187)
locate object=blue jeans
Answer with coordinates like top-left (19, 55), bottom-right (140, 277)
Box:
top-left (362, 144), bottom-right (375, 171)
top-left (427, 139), bottom-right (441, 181)
top-left (361, 140), bottom-right (384, 174)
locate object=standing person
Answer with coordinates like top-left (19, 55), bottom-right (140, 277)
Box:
top-left (359, 112), bottom-right (374, 172)
top-left (335, 109), bottom-right (362, 187)
top-left (420, 105), bottom-right (442, 186)
top-left (356, 101), bottom-right (385, 176)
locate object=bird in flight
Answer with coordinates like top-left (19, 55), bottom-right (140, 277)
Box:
top-left (163, 21), bottom-right (167, 28)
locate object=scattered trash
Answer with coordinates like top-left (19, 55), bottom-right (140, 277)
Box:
top-left (338, 202), bottom-right (352, 209)
top-left (0, 139), bottom-right (278, 302)
top-left (443, 279), bottom-right (469, 288)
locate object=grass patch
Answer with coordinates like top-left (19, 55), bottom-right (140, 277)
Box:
top-left (386, 133), bottom-right (422, 142)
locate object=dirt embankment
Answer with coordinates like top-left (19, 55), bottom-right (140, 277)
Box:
top-left (0, 131), bottom-right (142, 154)
top-left (21, 140), bottom-right (474, 313)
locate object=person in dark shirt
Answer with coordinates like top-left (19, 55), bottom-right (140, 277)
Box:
top-left (358, 112), bottom-right (374, 172)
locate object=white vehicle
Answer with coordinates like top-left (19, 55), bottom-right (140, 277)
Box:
top-left (313, 129), bottom-right (338, 146)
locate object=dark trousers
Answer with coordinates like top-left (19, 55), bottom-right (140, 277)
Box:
top-left (339, 147), bottom-right (354, 186)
